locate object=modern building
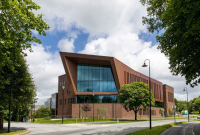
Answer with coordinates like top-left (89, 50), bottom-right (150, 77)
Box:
top-left (44, 98), bottom-right (52, 108)
top-left (57, 52), bottom-right (174, 118)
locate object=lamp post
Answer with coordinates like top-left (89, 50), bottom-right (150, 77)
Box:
top-left (93, 94), bottom-right (94, 122)
top-left (142, 59), bottom-right (151, 129)
top-left (193, 103), bottom-right (194, 118)
top-left (183, 87), bottom-right (189, 122)
top-left (172, 105), bottom-right (176, 123)
top-left (62, 86), bottom-right (65, 124)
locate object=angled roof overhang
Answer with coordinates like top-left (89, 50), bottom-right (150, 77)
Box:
top-left (60, 52), bottom-right (120, 95)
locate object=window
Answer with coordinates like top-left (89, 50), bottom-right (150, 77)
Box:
top-left (62, 81), bottom-right (63, 86)
top-left (77, 95), bottom-right (119, 103)
top-left (64, 81), bottom-right (65, 85)
top-left (67, 89), bottom-right (68, 94)
top-left (77, 64), bottom-right (117, 92)
top-left (65, 99), bottom-right (66, 104)
top-left (60, 100), bottom-right (62, 105)
top-left (124, 71), bottom-right (126, 84)
top-left (60, 82), bottom-right (61, 86)
top-left (70, 98), bottom-right (72, 103)
top-left (68, 99), bottom-right (69, 103)
top-left (59, 91), bottom-right (60, 95)
top-left (69, 89), bottom-right (70, 94)
top-left (127, 72), bottom-right (129, 84)
top-left (159, 85), bottom-right (161, 100)
top-left (135, 76), bottom-right (137, 82)
top-left (168, 92), bottom-right (173, 102)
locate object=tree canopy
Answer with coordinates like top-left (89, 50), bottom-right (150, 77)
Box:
top-left (0, 0), bottom-right (50, 89)
top-left (140, 0), bottom-right (200, 87)
top-left (0, 0), bottom-right (50, 121)
top-left (119, 82), bottom-right (155, 120)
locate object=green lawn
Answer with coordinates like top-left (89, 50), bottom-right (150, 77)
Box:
top-left (31, 118), bottom-right (113, 124)
top-left (0, 130), bottom-right (28, 135)
top-left (127, 120), bottom-right (198, 135)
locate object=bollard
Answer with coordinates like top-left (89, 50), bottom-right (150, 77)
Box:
top-left (76, 118), bottom-right (77, 123)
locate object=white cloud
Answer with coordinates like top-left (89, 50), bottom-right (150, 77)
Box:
top-left (24, 44), bottom-right (65, 105)
top-left (57, 38), bottom-right (75, 52)
top-left (27, 0), bottom-right (200, 104)
top-left (33, 0), bottom-right (147, 39)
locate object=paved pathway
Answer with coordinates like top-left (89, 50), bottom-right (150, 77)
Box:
top-left (2, 119), bottom-right (200, 135)
top-left (161, 122), bottom-right (200, 135)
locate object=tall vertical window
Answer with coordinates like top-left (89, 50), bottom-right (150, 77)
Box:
top-left (77, 64), bottom-right (117, 92)
top-left (140, 78), bottom-right (141, 82)
top-left (62, 81), bottom-right (63, 86)
top-left (135, 76), bottom-right (137, 82)
top-left (64, 81), bottom-right (65, 85)
top-left (60, 82), bottom-right (61, 86)
top-left (127, 72), bottom-right (129, 84)
top-left (124, 71), bottom-right (126, 84)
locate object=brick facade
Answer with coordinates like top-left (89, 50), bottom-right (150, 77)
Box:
top-left (58, 52), bottom-right (174, 118)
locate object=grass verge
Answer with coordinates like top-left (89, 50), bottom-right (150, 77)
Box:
top-left (0, 130), bottom-right (27, 135)
top-left (127, 120), bottom-right (199, 135)
top-left (30, 118), bottom-right (113, 124)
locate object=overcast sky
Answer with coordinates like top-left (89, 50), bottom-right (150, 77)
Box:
top-left (25, 0), bottom-right (200, 105)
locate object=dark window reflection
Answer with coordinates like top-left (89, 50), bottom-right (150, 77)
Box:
top-left (77, 64), bottom-right (117, 92)
top-left (77, 95), bottom-right (120, 103)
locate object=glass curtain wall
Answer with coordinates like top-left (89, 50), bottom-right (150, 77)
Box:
top-left (77, 95), bottom-right (120, 103)
top-left (77, 64), bottom-right (117, 92)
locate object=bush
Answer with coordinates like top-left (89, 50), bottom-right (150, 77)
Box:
top-left (43, 116), bottom-right (50, 120)
top-left (35, 107), bottom-right (51, 118)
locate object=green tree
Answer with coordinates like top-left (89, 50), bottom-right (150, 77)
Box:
top-left (174, 98), bottom-right (179, 112)
top-left (159, 107), bottom-right (163, 117)
top-left (101, 106), bottom-right (108, 119)
top-left (1, 55), bottom-right (37, 121)
top-left (119, 82), bottom-right (155, 120)
top-left (97, 107), bottom-right (101, 119)
top-left (35, 107), bottom-right (51, 118)
top-left (140, 0), bottom-right (200, 87)
top-left (194, 98), bottom-right (200, 114)
top-left (0, 0), bottom-right (50, 89)
top-left (168, 108), bottom-right (172, 116)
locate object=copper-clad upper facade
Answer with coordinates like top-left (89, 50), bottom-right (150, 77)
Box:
top-left (60, 52), bottom-right (164, 103)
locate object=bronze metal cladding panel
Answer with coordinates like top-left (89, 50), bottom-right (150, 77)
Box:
top-left (113, 58), bottom-right (163, 102)
top-left (59, 52), bottom-right (120, 94)
top-left (60, 52), bottom-right (164, 102)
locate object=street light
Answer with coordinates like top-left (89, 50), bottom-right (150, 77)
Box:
top-left (172, 105), bottom-right (176, 123)
top-left (142, 59), bottom-right (152, 129)
top-left (183, 87), bottom-right (189, 122)
top-left (62, 86), bottom-right (65, 124)
top-left (93, 94), bottom-right (94, 122)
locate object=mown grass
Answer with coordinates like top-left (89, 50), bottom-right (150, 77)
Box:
top-left (0, 130), bottom-right (28, 135)
top-left (31, 118), bottom-right (113, 124)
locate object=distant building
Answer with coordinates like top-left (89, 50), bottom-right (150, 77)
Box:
top-left (29, 105), bottom-right (44, 118)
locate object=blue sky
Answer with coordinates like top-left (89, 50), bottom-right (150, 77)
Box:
top-left (26, 0), bottom-right (199, 105)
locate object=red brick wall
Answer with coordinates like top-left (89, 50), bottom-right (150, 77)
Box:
top-left (163, 85), bottom-right (174, 116)
top-left (72, 103), bottom-right (164, 119)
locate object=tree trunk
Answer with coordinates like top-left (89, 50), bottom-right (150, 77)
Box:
top-left (134, 111), bottom-right (137, 120)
